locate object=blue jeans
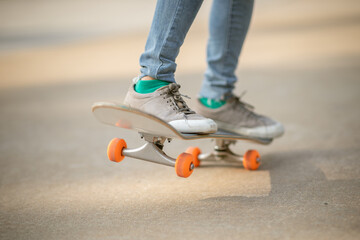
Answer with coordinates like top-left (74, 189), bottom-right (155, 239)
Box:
top-left (139, 0), bottom-right (254, 100)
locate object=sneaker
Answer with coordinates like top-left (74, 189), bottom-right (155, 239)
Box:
top-left (124, 82), bottom-right (217, 134)
top-left (195, 96), bottom-right (284, 139)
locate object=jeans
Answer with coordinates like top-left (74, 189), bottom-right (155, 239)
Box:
top-left (139, 0), bottom-right (254, 100)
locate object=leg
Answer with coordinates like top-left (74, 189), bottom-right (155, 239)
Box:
top-left (139, 0), bottom-right (204, 82)
top-left (195, 0), bottom-right (284, 139)
top-left (199, 0), bottom-right (254, 100)
top-left (125, 0), bottom-right (217, 134)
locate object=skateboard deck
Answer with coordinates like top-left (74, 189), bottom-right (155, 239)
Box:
top-left (92, 102), bottom-right (272, 144)
top-left (92, 101), bottom-right (273, 178)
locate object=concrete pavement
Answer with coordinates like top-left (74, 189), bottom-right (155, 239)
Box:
top-left (1, 67), bottom-right (359, 240)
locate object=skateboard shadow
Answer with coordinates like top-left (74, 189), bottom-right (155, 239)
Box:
top-left (200, 147), bottom-right (359, 203)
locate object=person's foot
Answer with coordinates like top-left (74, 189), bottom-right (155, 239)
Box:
top-left (195, 96), bottom-right (284, 139)
top-left (124, 79), bottom-right (217, 134)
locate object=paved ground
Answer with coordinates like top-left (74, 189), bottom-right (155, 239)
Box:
top-left (0, 0), bottom-right (360, 239)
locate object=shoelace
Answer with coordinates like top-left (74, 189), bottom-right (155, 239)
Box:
top-left (232, 97), bottom-right (254, 111)
top-left (163, 83), bottom-right (195, 115)
top-left (229, 92), bottom-right (259, 121)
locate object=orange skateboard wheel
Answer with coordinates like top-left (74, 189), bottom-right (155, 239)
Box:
top-left (186, 147), bottom-right (201, 167)
top-left (175, 153), bottom-right (194, 178)
top-left (107, 138), bottom-right (127, 163)
top-left (243, 149), bottom-right (260, 170)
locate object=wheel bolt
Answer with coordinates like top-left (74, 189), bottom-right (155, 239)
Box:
top-left (190, 163), bottom-right (194, 170)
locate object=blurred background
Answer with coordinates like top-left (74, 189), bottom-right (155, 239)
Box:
top-left (0, 0), bottom-right (359, 239)
top-left (1, 0), bottom-right (358, 88)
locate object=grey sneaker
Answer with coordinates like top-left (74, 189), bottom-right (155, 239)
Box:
top-left (124, 82), bottom-right (217, 134)
top-left (195, 96), bottom-right (284, 139)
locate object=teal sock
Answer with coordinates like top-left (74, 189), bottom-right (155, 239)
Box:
top-left (199, 97), bottom-right (226, 109)
top-left (134, 79), bottom-right (170, 94)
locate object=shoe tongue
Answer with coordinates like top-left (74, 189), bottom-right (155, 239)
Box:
top-left (155, 83), bottom-right (194, 115)
top-left (176, 101), bottom-right (185, 109)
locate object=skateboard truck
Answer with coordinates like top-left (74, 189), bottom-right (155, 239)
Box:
top-left (107, 133), bottom-right (195, 178)
top-left (198, 139), bottom-right (244, 163)
top-left (124, 133), bottom-right (176, 167)
top-left (185, 139), bottom-right (261, 170)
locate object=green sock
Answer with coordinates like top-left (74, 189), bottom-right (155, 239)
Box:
top-left (199, 97), bottom-right (226, 109)
top-left (134, 79), bottom-right (170, 94)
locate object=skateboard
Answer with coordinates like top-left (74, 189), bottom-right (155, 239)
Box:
top-left (92, 102), bottom-right (273, 178)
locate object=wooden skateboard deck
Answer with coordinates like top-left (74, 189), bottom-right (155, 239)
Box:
top-left (92, 102), bottom-right (272, 144)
